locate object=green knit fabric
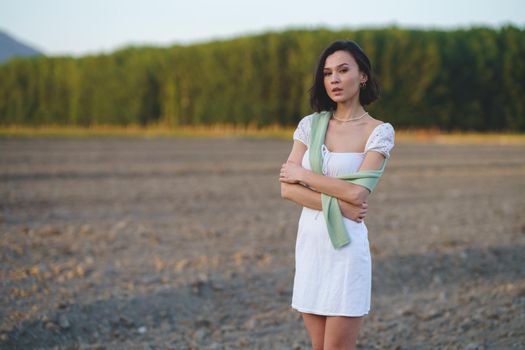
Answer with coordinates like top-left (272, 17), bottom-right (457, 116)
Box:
top-left (309, 111), bottom-right (388, 249)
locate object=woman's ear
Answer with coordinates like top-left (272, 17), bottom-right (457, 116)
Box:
top-left (360, 73), bottom-right (368, 84)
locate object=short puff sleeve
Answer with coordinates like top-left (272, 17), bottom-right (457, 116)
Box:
top-left (292, 115), bottom-right (312, 147)
top-left (364, 123), bottom-right (395, 159)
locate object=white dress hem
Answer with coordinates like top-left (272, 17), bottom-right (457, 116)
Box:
top-left (291, 304), bottom-right (370, 317)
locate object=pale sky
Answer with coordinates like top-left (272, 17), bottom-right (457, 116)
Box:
top-left (1, 0), bottom-right (524, 56)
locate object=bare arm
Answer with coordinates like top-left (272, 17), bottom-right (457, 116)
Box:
top-left (280, 140), bottom-right (368, 222)
top-left (280, 146), bottom-right (386, 206)
top-left (280, 140), bottom-right (321, 208)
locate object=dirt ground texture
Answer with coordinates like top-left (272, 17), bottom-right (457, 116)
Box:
top-left (1, 136), bottom-right (524, 350)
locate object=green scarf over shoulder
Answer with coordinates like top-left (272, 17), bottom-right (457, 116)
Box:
top-left (309, 111), bottom-right (388, 249)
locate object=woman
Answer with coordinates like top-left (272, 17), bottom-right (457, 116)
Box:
top-left (279, 40), bottom-right (395, 349)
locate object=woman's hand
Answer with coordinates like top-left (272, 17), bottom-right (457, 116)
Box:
top-left (279, 161), bottom-right (306, 184)
top-left (338, 199), bottom-right (368, 223)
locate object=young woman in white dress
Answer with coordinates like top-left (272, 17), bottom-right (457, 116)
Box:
top-left (279, 40), bottom-right (395, 349)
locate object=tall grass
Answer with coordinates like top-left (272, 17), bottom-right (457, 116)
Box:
top-left (1, 124), bottom-right (525, 144)
top-left (0, 124), bottom-right (291, 139)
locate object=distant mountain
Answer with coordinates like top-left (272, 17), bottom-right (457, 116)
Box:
top-left (0, 30), bottom-right (42, 64)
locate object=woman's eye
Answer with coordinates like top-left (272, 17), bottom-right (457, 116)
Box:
top-left (323, 72), bottom-right (331, 76)
top-left (339, 68), bottom-right (348, 73)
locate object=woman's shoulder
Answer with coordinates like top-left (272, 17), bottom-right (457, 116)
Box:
top-left (366, 116), bottom-right (394, 130)
top-left (364, 117), bottom-right (395, 139)
top-left (364, 117), bottom-right (395, 157)
top-left (293, 114), bottom-right (314, 146)
top-left (293, 112), bottom-right (331, 146)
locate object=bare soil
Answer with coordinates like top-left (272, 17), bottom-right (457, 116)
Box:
top-left (1, 136), bottom-right (524, 349)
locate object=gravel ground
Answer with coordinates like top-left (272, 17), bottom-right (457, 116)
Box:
top-left (1, 136), bottom-right (524, 349)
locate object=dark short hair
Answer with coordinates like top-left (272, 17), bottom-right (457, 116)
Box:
top-left (310, 40), bottom-right (380, 111)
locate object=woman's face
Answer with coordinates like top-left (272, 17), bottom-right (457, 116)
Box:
top-left (323, 50), bottom-right (367, 104)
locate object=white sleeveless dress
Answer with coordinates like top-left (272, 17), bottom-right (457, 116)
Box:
top-left (291, 114), bottom-right (395, 317)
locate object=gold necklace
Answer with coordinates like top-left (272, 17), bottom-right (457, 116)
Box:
top-left (332, 111), bottom-right (369, 122)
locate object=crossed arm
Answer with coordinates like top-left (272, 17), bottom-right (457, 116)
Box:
top-left (279, 140), bottom-right (387, 222)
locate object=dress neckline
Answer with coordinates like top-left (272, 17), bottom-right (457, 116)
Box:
top-left (321, 122), bottom-right (387, 154)
top-left (322, 147), bottom-right (365, 155)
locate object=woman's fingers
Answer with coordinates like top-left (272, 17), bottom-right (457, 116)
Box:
top-left (280, 164), bottom-right (288, 176)
top-left (280, 163), bottom-right (297, 182)
top-left (280, 164), bottom-right (286, 177)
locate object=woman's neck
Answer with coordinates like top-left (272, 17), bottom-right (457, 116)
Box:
top-left (334, 100), bottom-right (365, 121)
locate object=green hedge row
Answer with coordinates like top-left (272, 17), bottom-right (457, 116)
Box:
top-left (1, 26), bottom-right (524, 131)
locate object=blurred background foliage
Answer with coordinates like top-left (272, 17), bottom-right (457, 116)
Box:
top-left (0, 26), bottom-right (524, 131)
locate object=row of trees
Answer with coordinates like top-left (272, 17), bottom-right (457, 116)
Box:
top-left (0, 26), bottom-right (524, 131)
